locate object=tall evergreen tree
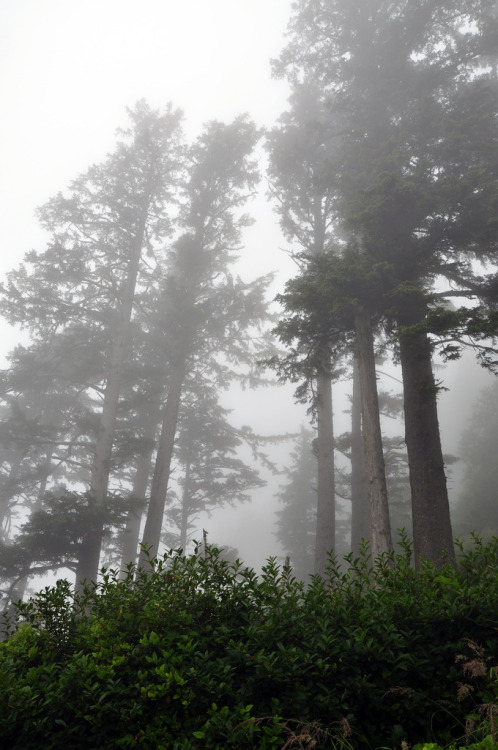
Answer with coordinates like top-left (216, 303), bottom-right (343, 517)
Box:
top-left (139, 116), bottom-right (271, 565)
top-left (0, 102), bottom-right (185, 588)
top-left (161, 374), bottom-right (265, 552)
top-left (273, 0), bottom-right (498, 566)
top-left (266, 88), bottom-right (342, 574)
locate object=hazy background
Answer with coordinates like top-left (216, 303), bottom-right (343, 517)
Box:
top-left (1, 0), bottom-right (494, 570)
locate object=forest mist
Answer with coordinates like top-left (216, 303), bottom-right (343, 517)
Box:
top-left (1, 0), bottom-right (498, 607)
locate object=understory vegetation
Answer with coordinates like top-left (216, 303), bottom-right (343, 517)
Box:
top-left (0, 537), bottom-right (497, 750)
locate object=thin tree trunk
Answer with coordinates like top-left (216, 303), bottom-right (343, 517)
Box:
top-left (119, 415), bottom-right (158, 577)
top-left (397, 302), bottom-right (455, 568)
top-left (75, 210), bottom-right (149, 591)
top-left (350, 353), bottom-right (369, 553)
top-left (138, 355), bottom-right (187, 568)
top-left (314, 367), bottom-right (336, 575)
top-left (312, 198), bottom-right (337, 576)
top-left (179, 453), bottom-right (192, 553)
top-left (354, 305), bottom-right (393, 559)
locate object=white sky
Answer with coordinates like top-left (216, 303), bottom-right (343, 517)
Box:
top-left (0, 0), bottom-right (292, 297)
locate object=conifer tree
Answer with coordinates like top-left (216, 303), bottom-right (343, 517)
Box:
top-left (266, 88), bottom-right (341, 573)
top-left (274, 426), bottom-right (317, 582)
top-left (273, 0), bottom-right (498, 566)
top-left (0, 102), bottom-right (185, 587)
top-left (161, 374), bottom-right (265, 552)
top-left (139, 116), bottom-right (271, 564)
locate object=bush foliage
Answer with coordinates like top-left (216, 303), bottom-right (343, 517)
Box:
top-left (0, 537), bottom-right (497, 749)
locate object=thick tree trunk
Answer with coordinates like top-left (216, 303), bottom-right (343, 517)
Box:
top-left (313, 367), bottom-right (336, 575)
top-left (75, 215), bottom-right (148, 591)
top-left (397, 303), bottom-right (455, 568)
top-left (138, 355), bottom-right (187, 568)
top-left (350, 353), bottom-right (369, 553)
top-left (354, 305), bottom-right (393, 559)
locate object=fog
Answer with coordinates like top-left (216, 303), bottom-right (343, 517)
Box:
top-left (1, 0), bottom-right (497, 603)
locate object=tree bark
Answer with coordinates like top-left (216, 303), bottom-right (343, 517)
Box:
top-left (138, 355), bottom-right (187, 568)
top-left (313, 367), bottom-right (336, 575)
top-left (354, 305), bottom-right (393, 559)
top-left (397, 302), bottom-right (455, 568)
top-left (350, 353), bottom-right (369, 553)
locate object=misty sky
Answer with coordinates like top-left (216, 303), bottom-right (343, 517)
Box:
top-left (0, 1), bottom-right (291, 319)
top-left (0, 1), bottom-right (495, 567)
top-left (0, 0), bottom-right (300, 565)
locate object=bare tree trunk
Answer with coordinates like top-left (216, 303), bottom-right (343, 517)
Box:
top-left (350, 353), bottom-right (369, 553)
top-left (354, 305), bottom-right (393, 559)
top-left (138, 355), bottom-right (187, 568)
top-left (311, 198), bottom-right (337, 576)
top-left (398, 302), bottom-right (455, 568)
top-left (179, 456), bottom-right (191, 553)
top-left (75, 213), bottom-right (148, 592)
top-left (313, 367), bottom-right (336, 575)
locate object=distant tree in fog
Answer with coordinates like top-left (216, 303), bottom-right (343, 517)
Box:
top-left (274, 426), bottom-right (317, 581)
top-left (138, 116), bottom-right (272, 567)
top-left (0, 106), bottom-right (274, 596)
top-left (266, 87), bottom-right (346, 575)
top-left (160, 374), bottom-right (265, 553)
top-left (453, 380), bottom-right (498, 539)
top-left (0, 102), bottom-right (185, 590)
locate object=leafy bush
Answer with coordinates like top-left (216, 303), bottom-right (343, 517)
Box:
top-left (0, 537), bottom-right (497, 749)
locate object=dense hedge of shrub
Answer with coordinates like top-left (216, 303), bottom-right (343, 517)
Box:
top-left (0, 536), bottom-right (497, 749)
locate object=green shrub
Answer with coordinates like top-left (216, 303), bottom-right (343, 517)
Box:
top-left (0, 537), bottom-right (496, 749)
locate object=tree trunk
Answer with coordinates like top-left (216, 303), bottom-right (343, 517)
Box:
top-left (313, 367), bottom-right (336, 575)
top-left (354, 305), bottom-right (393, 559)
top-left (75, 214), bottom-right (148, 591)
top-left (350, 353), bottom-right (369, 554)
top-left (179, 453), bottom-right (192, 553)
top-left (119, 413), bottom-right (159, 578)
top-left (397, 302), bottom-right (455, 568)
top-left (138, 355), bottom-right (187, 568)
top-left (311, 197), bottom-right (337, 576)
